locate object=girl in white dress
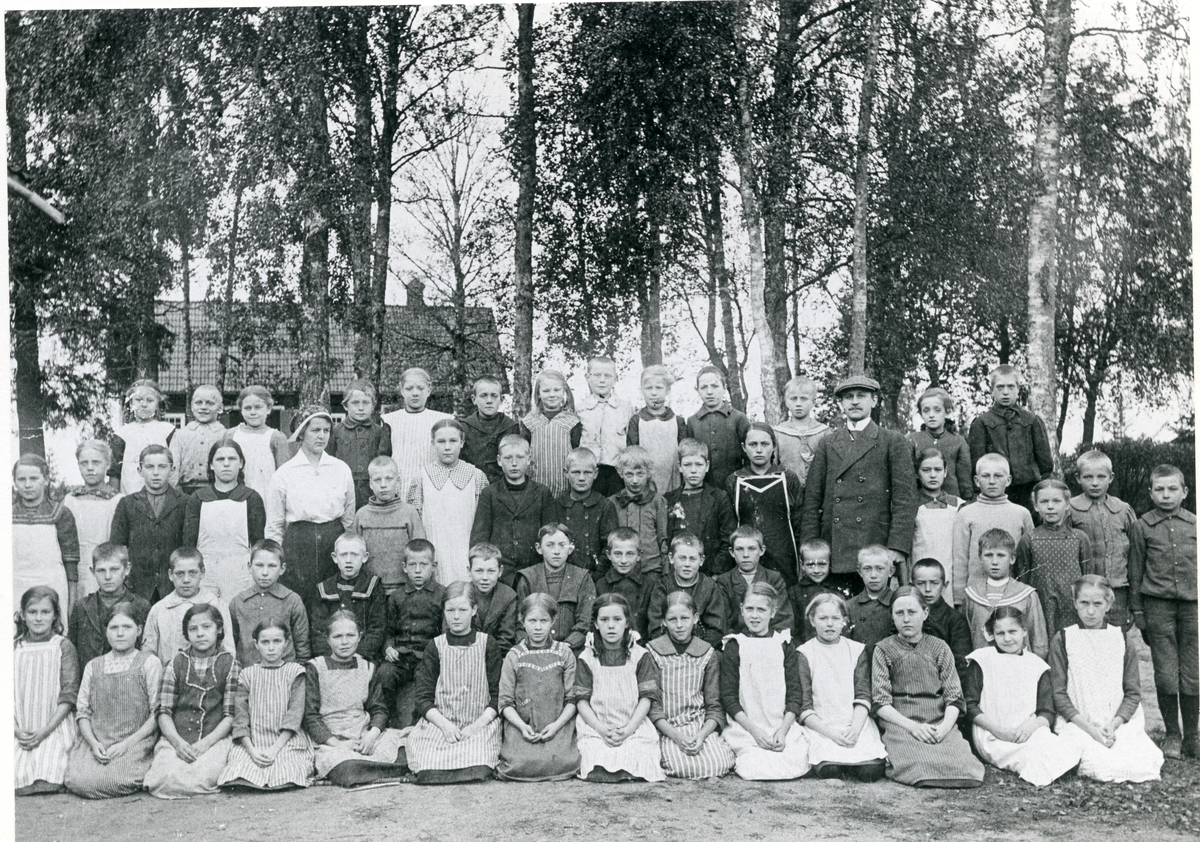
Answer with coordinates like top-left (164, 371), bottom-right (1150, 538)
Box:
top-left (381, 367), bottom-right (452, 493)
top-left (1050, 575), bottom-right (1163, 782)
top-left (12, 454), bottom-right (79, 619)
top-left (110, 379), bottom-right (176, 494)
top-left (64, 440), bottom-right (123, 597)
top-left (14, 587), bottom-right (78, 795)
top-left (965, 605), bottom-right (1081, 787)
top-left (797, 592), bottom-right (887, 780)
top-left (720, 582), bottom-right (810, 780)
top-left (406, 419), bottom-right (489, 586)
top-left (575, 593), bottom-right (666, 782)
top-left (227, 385), bottom-right (290, 498)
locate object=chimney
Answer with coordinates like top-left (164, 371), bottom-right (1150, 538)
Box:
top-left (406, 279), bottom-right (426, 309)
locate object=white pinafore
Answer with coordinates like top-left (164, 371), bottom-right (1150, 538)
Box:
top-left (117, 420), bottom-right (176, 494)
top-left (231, 426), bottom-right (279, 498)
top-left (14, 636), bottom-right (76, 789)
top-left (196, 497), bottom-right (252, 601)
top-left (64, 492), bottom-right (123, 597)
top-left (797, 636), bottom-right (886, 767)
top-left (575, 639), bottom-right (665, 782)
top-left (721, 632), bottom-right (810, 780)
top-left (967, 646), bottom-right (1080, 786)
top-left (637, 416), bottom-right (680, 495)
top-left (12, 518), bottom-right (70, 630)
top-left (1054, 625), bottom-right (1163, 782)
top-left (419, 465), bottom-right (479, 587)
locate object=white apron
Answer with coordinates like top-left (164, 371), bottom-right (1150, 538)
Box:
top-left (421, 466), bottom-right (477, 587)
top-left (232, 426), bottom-right (279, 498)
top-left (14, 636), bottom-right (76, 789)
top-left (797, 637), bottom-right (886, 766)
top-left (311, 656), bottom-right (406, 779)
top-left (722, 632), bottom-right (809, 780)
top-left (196, 498), bottom-right (252, 601)
top-left (638, 416), bottom-right (680, 495)
top-left (64, 493), bottom-right (123, 597)
top-left (118, 420), bottom-right (176, 494)
top-left (12, 524), bottom-right (70, 630)
top-left (968, 646), bottom-right (1080, 786)
top-left (1054, 625), bottom-right (1163, 782)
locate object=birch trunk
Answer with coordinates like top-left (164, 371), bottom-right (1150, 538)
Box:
top-left (512, 4), bottom-right (537, 416)
top-left (848, 0), bottom-right (883, 375)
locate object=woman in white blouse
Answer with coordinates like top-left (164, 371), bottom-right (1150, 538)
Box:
top-left (264, 405), bottom-right (356, 601)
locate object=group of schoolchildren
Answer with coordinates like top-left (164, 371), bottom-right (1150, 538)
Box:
top-left (11, 358), bottom-right (1196, 801)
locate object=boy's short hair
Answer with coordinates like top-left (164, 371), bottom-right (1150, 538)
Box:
top-left (169, 546), bottom-right (205, 572)
top-left (1074, 449), bottom-right (1113, 474)
top-left (914, 446), bottom-right (946, 472)
top-left (695, 365), bottom-right (725, 388)
top-left (405, 538), bottom-right (436, 561)
top-left (334, 532), bottom-right (368, 553)
top-left (911, 557), bottom-right (946, 581)
top-left (468, 543), bottom-right (503, 567)
top-left (640, 365), bottom-right (675, 388)
top-left (977, 528), bottom-right (1016, 555)
top-left (92, 542), bottom-right (129, 568)
top-left (190, 384), bottom-right (222, 404)
top-left (1150, 463), bottom-right (1186, 484)
top-left (856, 544), bottom-right (893, 568)
top-left (799, 538), bottom-right (831, 559)
top-left (1032, 478), bottom-right (1071, 502)
top-left (783, 375), bottom-right (817, 397)
top-left (139, 444), bottom-right (173, 465)
top-left (368, 455), bottom-right (399, 474)
top-left (730, 525), bottom-right (765, 548)
top-left (606, 527), bottom-right (641, 551)
top-left (565, 447), bottom-right (598, 471)
top-left (537, 523), bottom-right (573, 544)
top-left (341, 378), bottom-right (378, 407)
top-left (988, 364), bottom-right (1025, 386)
top-left (677, 438), bottom-right (709, 461)
top-left (498, 434), bottom-right (530, 457)
top-left (250, 538), bottom-right (285, 565)
top-left (587, 355), bottom-right (617, 374)
top-left (669, 532), bottom-right (704, 556)
top-left (473, 375), bottom-right (504, 393)
top-left (76, 439), bottom-right (113, 462)
top-left (975, 453), bottom-right (1010, 474)
top-left (615, 445), bottom-right (653, 474)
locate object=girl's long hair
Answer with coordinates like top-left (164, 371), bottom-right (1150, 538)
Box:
top-left (590, 592), bottom-right (634, 656)
top-left (15, 586), bottom-right (64, 641)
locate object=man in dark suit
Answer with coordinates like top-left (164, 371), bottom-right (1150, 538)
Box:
top-left (800, 376), bottom-right (917, 594)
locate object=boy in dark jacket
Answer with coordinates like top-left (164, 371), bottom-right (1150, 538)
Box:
top-left (459, 375), bottom-right (521, 483)
top-left (665, 439), bottom-right (738, 577)
top-left (967, 365), bottom-right (1054, 517)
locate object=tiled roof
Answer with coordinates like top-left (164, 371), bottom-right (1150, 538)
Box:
top-left (154, 301), bottom-right (507, 396)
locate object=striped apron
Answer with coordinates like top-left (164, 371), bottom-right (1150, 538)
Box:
top-left (522, 411), bottom-right (580, 497)
top-left (14, 637), bottom-right (76, 789)
top-left (218, 663), bottom-right (314, 789)
top-left (648, 642), bottom-right (735, 779)
top-left (406, 634), bottom-right (501, 773)
top-left (576, 643), bottom-right (665, 782)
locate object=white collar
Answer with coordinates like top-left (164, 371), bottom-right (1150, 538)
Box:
top-left (846, 417), bottom-right (871, 432)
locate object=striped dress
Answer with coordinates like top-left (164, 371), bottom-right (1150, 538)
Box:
top-left (219, 662), bottom-right (314, 789)
top-left (646, 635), bottom-right (734, 779)
top-left (871, 634), bottom-right (983, 788)
top-left (522, 410), bottom-right (580, 497)
top-left (407, 633), bottom-right (502, 778)
top-left (575, 639), bottom-right (666, 782)
top-left (65, 649), bottom-right (161, 798)
top-left (14, 635), bottom-right (78, 792)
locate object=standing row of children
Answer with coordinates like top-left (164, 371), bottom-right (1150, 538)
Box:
top-left (12, 358), bottom-right (1195, 796)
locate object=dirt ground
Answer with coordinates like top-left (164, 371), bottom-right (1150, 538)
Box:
top-left (16, 631), bottom-right (1199, 842)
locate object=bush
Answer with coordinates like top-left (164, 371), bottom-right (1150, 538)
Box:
top-left (1063, 438), bottom-right (1196, 517)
